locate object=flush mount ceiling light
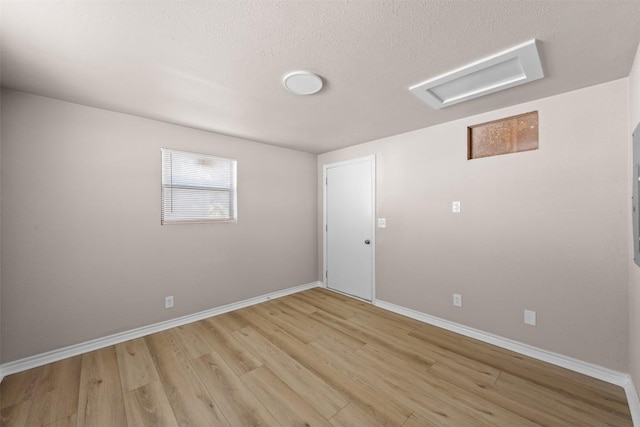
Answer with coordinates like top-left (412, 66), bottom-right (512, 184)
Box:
top-left (282, 71), bottom-right (323, 95)
top-left (409, 39), bottom-right (544, 109)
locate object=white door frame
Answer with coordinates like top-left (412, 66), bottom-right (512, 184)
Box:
top-left (322, 155), bottom-right (376, 303)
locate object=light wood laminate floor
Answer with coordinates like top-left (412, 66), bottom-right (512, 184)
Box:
top-left (0, 287), bottom-right (633, 426)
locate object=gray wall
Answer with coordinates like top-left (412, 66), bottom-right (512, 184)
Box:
top-left (319, 79), bottom-right (629, 371)
top-left (0, 89), bottom-right (318, 363)
top-left (1, 73), bottom-right (635, 376)
top-left (629, 41), bottom-right (640, 395)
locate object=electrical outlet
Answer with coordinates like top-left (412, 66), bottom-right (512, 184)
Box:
top-left (524, 309), bottom-right (536, 326)
top-left (452, 201), bottom-right (461, 213)
top-left (453, 293), bottom-right (462, 307)
top-left (165, 296), bottom-right (174, 309)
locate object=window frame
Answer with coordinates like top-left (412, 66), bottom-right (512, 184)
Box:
top-left (160, 148), bottom-right (238, 225)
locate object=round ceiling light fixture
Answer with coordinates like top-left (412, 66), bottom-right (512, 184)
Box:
top-left (282, 71), bottom-right (323, 95)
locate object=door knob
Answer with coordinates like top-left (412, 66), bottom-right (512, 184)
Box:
top-left (364, 239), bottom-right (371, 245)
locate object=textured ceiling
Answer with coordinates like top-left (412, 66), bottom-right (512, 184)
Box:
top-left (2, 1), bottom-right (640, 153)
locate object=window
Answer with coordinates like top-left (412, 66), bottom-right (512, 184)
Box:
top-left (161, 148), bottom-right (237, 224)
top-left (467, 111), bottom-right (538, 159)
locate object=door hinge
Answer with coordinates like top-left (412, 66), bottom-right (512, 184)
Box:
top-left (325, 270), bottom-right (328, 279)
top-left (325, 224), bottom-right (328, 232)
top-left (325, 177), bottom-right (328, 185)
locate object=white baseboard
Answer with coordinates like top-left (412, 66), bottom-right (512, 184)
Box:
top-left (626, 377), bottom-right (640, 427)
top-left (375, 299), bottom-right (630, 388)
top-left (0, 281), bottom-right (322, 380)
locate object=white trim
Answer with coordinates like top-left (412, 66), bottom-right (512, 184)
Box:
top-left (0, 281), bottom-right (321, 380)
top-left (409, 39), bottom-right (544, 109)
top-left (322, 163), bottom-right (327, 288)
top-left (375, 299), bottom-right (630, 387)
top-left (370, 156), bottom-right (377, 304)
top-left (322, 155), bottom-right (376, 303)
top-left (626, 377), bottom-right (640, 427)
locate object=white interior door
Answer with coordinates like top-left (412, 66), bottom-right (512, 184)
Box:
top-left (325, 156), bottom-right (374, 301)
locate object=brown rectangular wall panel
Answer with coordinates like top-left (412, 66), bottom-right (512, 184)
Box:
top-left (468, 111), bottom-right (539, 159)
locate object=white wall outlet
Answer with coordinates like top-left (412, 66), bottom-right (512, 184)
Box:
top-left (524, 309), bottom-right (536, 326)
top-left (165, 296), bottom-right (174, 309)
top-left (377, 218), bottom-right (387, 228)
top-left (453, 293), bottom-right (462, 307)
top-left (452, 201), bottom-right (461, 213)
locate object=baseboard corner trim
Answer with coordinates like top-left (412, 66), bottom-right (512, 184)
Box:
top-left (374, 299), bottom-right (630, 388)
top-left (625, 376), bottom-right (640, 427)
top-left (0, 281), bottom-right (322, 380)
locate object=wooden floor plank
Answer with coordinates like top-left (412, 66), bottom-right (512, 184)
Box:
top-left (115, 338), bottom-right (160, 392)
top-left (312, 338), bottom-right (501, 427)
top-left (211, 311), bottom-right (252, 331)
top-left (426, 362), bottom-right (571, 426)
top-left (401, 412), bottom-right (462, 427)
top-left (328, 402), bottom-right (386, 427)
top-left (311, 308), bottom-right (438, 367)
top-left (44, 414), bottom-right (77, 427)
top-left (241, 365), bottom-right (332, 427)
top-left (461, 335), bottom-right (628, 398)
top-left (123, 381), bottom-right (178, 427)
top-left (145, 330), bottom-right (230, 426)
top-left (302, 339), bottom-right (413, 426)
top-left (236, 305), bottom-right (412, 426)
top-left (291, 292), bottom-right (355, 320)
top-left (25, 356), bottom-right (82, 426)
top-left (190, 350), bottom-right (279, 426)
top-left (311, 288), bottom-right (420, 334)
top-left (494, 371), bottom-right (632, 427)
top-left (0, 367), bottom-right (42, 409)
top-left (250, 302), bottom-right (320, 344)
top-left (401, 320), bottom-right (467, 350)
top-left (0, 288), bottom-right (632, 427)
top-left (195, 316), bottom-right (264, 376)
top-left (372, 349), bottom-right (536, 426)
top-left (76, 346), bottom-right (127, 427)
top-left (232, 326), bottom-right (348, 419)
top-left (454, 337), bottom-right (630, 417)
top-left (353, 345), bottom-right (490, 427)
top-left (431, 357), bottom-right (500, 387)
top-left (269, 302), bottom-right (367, 351)
top-left (169, 322), bottom-right (215, 360)
top-left (278, 295), bottom-right (319, 315)
top-left (0, 401), bottom-right (31, 427)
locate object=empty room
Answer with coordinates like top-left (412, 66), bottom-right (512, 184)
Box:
top-left (1, 0), bottom-right (640, 426)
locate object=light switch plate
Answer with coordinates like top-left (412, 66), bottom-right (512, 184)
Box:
top-left (377, 218), bottom-right (387, 228)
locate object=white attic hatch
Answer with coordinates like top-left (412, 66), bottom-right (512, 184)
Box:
top-left (410, 39), bottom-right (544, 109)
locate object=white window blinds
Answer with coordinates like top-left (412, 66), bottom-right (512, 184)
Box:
top-left (161, 148), bottom-right (237, 224)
